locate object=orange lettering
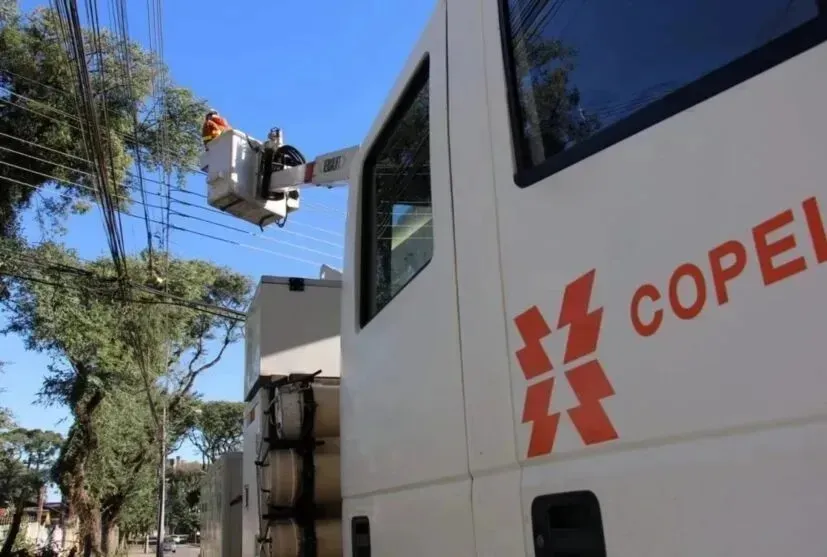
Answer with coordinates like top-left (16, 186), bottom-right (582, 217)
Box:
top-left (668, 263), bottom-right (706, 320)
top-left (708, 240), bottom-right (747, 305)
top-left (803, 197), bottom-right (827, 263)
top-left (752, 209), bottom-right (806, 286)
top-left (630, 284), bottom-right (662, 337)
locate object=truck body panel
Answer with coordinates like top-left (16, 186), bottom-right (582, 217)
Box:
top-left (216, 0), bottom-right (827, 554)
top-left (339, 0), bottom-right (827, 555)
top-left (340, 2), bottom-right (475, 554)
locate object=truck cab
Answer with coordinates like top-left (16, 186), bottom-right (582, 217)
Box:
top-left (339, 0), bottom-right (827, 555)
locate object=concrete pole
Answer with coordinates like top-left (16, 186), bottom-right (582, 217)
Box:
top-left (155, 404), bottom-right (167, 557)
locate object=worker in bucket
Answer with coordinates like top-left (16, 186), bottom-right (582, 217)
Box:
top-left (201, 109), bottom-right (231, 147)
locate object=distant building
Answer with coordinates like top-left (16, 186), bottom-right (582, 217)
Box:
top-left (0, 499), bottom-right (76, 551)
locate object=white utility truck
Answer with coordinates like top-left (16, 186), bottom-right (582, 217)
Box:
top-left (199, 0), bottom-right (827, 555)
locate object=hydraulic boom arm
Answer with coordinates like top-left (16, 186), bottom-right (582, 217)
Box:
top-left (267, 144), bottom-right (360, 192)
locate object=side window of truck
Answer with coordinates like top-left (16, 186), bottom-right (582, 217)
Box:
top-left (500, 0), bottom-right (824, 187)
top-left (360, 56), bottom-right (433, 326)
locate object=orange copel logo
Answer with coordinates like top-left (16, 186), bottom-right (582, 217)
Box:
top-left (514, 269), bottom-right (618, 458)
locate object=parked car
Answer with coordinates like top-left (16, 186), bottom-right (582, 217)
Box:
top-left (162, 538), bottom-right (177, 553)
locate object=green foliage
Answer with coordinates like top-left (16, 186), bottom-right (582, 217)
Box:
top-left (117, 472), bottom-right (156, 538)
top-left (0, 427), bottom-right (62, 506)
top-left (0, 424), bottom-right (62, 557)
top-left (0, 4), bottom-right (208, 238)
top-left (0, 426), bottom-right (60, 557)
top-left (0, 362), bottom-right (11, 430)
top-left (187, 401), bottom-right (244, 465)
top-left (0, 0), bottom-right (15, 26)
top-left (0, 240), bottom-right (251, 549)
top-left (1, 242), bottom-right (251, 408)
top-left (166, 464), bottom-right (203, 536)
top-left (92, 391), bottom-right (156, 511)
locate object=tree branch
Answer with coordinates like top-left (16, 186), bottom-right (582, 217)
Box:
top-left (168, 321), bottom-right (237, 413)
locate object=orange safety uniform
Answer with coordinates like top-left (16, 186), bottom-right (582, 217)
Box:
top-left (202, 113), bottom-right (231, 146)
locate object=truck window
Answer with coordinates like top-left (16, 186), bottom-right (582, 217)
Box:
top-left (360, 56), bottom-right (433, 326)
top-left (500, 0), bottom-right (825, 186)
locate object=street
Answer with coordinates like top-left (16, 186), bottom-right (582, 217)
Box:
top-left (128, 544), bottom-right (200, 557)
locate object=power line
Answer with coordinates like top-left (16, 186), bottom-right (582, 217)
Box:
top-left (0, 130), bottom-right (196, 193)
top-left (168, 196), bottom-right (344, 240)
top-left (0, 174), bottom-right (332, 269)
top-left (128, 210), bottom-right (330, 268)
top-left (1, 133), bottom-right (346, 244)
top-left (0, 243), bottom-right (247, 320)
top-left (167, 207), bottom-right (342, 259)
top-left (107, 0), bottom-right (157, 273)
top-left (0, 84), bottom-right (206, 176)
top-left (0, 68), bottom-right (69, 96)
top-left (0, 268), bottom-right (244, 321)
top-left (0, 162), bottom-right (343, 260)
top-left (3, 85), bottom-right (420, 216)
top-left (53, 0), bottom-right (130, 283)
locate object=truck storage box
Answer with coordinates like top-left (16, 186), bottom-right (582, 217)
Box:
top-left (244, 276), bottom-right (342, 402)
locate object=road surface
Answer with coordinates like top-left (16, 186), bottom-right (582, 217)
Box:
top-left (129, 544), bottom-right (199, 557)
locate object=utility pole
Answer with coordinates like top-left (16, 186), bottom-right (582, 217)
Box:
top-left (155, 403), bottom-right (167, 557)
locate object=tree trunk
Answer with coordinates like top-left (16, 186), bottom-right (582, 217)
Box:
top-left (117, 531), bottom-right (127, 554)
top-left (0, 502), bottom-right (26, 557)
top-left (78, 502), bottom-right (103, 557)
top-left (100, 513), bottom-right (119, 557)
top-left (64, 390), bottom-right (104, 557)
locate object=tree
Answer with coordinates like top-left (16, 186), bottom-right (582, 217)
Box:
top-left (0, 2), bottom-right (208, 238)
top-left (165, 464), bottom-right (203, 538)
top-left (90, 389), bottom-right (196, 555)
top-left (0, 362), bottom-right (11, 429)
top-left (187, 401), bottom-right (245, 466)
top-left (116, 469), bottom-right (156, 546)
top-left (0, 427), bottom-right (63, 557)
top-left (1, 241), bottom-right (251, 557)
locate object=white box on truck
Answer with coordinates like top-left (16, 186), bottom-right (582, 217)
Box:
top-left (244, 276), bottom-right (342, 402)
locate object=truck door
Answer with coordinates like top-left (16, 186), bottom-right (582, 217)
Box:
top-left (340, 2), bottom-right (475, 556)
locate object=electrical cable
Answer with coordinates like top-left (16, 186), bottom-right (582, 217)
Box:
top-left (276, 144), bottom-right (306, 166)
top-left (109, 0), bottom-right (157, 274)
top-left (0, 244), bottom-right (247, 320)
top-left (0, 172), bottom-right (337, 267)
top-left (0, 77), bottom-right (201, 175)
top-left (53, 0), bottom-right (130, 284)
top-left (0, 269), bottom-right (243, 321)
top-left (0, 137), bottom-right (347, 243)
top-left (0, 163), bottom-right (343, 261)
top-left (0, 130), bottom-right (198, 194)
top-left (0, 92), bottom-right (206, 177)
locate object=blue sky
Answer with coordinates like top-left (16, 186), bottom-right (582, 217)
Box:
top-left (1, 0), bottom-right (435, 467)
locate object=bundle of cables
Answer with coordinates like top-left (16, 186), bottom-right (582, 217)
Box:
top-left (258, 143), bottom-right (306, 198)
top-left (274, 144), bottom-right (307, 167)
top-left (256, 138), bottom-right (307, 228)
